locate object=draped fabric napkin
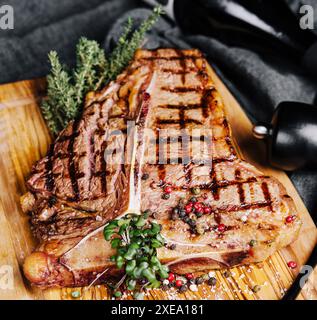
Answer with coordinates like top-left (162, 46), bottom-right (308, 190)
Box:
top-left (0, 0), bottom-right (316, 221)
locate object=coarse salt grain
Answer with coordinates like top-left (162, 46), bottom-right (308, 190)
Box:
top-left (208, 271), bottom-right (215, 278)
top-left (241, 215), bottom-right (248, 222)
top-left (189, 284), bottom-right (198, 292)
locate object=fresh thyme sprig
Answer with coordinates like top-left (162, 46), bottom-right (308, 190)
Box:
top-left (40, 6), bottom-right (163, 136)
top-left (103, 212), bottom-right (169, 297)
top-left (41, 51), bottom-right (76, 133)
top-left (103, 6), bottom-right (163, 84)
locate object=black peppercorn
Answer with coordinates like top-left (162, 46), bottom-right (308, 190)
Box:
top-left (196, 212), bottom-right (203, 218)
top-left (141, 173), bottom-right (149, 180)
top-left (179, 285), bottom-right (188, 293)
top-left (195, 277), bottom-right (204, 285)
top-left (171, 213), bottom-right (178, 221)
top-left (223, 270), bottom-right (231, 278)
top-left (179, 210), bottom-right (186, 218)
top-left (183, 217), bottom-right (190, 223)
top-left (169, 243), bottom-right (176, 250)
top-left (208, 277), bottom-right (217, 286)
top-left (162, 193), bottom-right (170, 200)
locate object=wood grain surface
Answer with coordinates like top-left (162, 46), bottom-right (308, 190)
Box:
top-left (0, 69), bottom-right (316, 300)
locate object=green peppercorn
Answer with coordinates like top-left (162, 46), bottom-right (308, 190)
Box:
top-left (190, 196), bottom-right (197, 203)
top-left (143, 209), bottom-right (151, 217)
top-left (71, 290), bottom-right (81, 299)
top-left (208, 277), bottom-right (217, 286)
top-left (114, 291), bottom-right (122, 298)
top-left (134, 292), bottom-right (144, 300)
top-left (162, 193), bottom-right (170, 200)
top-left (249, 239), bottom-right (257, 247)
top-left (252, 285), bottom-right (261, 293)
top-left (191, 187), bottom-right (201, 195)
top-left (202, 274), bottom-right (209, 281)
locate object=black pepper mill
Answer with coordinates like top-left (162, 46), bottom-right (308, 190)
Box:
top-left (253, 102), bottom-right (317, 171)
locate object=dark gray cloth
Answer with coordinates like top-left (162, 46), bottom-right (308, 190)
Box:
top-left (0, 0), bottom-right (316, 221)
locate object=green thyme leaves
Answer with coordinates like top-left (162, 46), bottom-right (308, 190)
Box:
top-left (41, 6), bottom-right (162, 136)
top-left (103, 213), bottom-right (169, 292)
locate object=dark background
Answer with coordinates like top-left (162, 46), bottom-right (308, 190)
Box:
top-left (0, 0), bottom-right (316, 222)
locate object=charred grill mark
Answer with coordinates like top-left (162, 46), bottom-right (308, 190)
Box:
top-left (149, 156), bottom-right (236, 165)
top-left (161, 86), bottom-right (203, 93)
top-left (100, 140), bottom-right (108, 194)
top-left (210, 170), bottom-right (220, 201)
top-left (88, 133), bottom-right (95, 191)
top-left (156, 119), bottom-right (203, 127)
top-left (201, 89), bottom-right (214, 118)
top-left (68, 119), bottom-right (81, 201)
top-left (222, 119), bottom-right (236, 156)
top-left (158, 103), bottom-right (202, 110)
top-left (156, 130), bottom-right (160, 165)
top-left (261, 181), bottom-right (273, 211)
top-left (96, 128), bottom-right (106, 136)
top-left (140, 55), bottom-right (201, 61)
top-left (45, 144), bottom-right (55, 192)
top-left (160, 68), bottom-right (196, 74)
top-left (93, 171), bottom-right (111, 177)
top-left (75, 172), bottom-right (85, 179)
top-left (177, 50), bottom-right (187, 84)
top-left (235, 169), bottom-right (245, 204)
top-left (143, 175), bottom-right (258, 192)
top-left (219, 201), bottom-right (272, 213)
top-left (194, 56), bottom-right (210, 87)
top-left (212, 155), bottom-right (236, 163)
top-left (149, 135), bottom-right (214, 145)
top-left (185, 164), bottom-right (192, 184)
top-left (179, 108), bottom-right (186, 129)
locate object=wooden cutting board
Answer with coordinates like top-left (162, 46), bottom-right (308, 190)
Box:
top-left (0, 68), bottom-right (316, 300)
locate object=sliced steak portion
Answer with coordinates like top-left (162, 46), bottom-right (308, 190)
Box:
top-left (22, 49), bottom-right (301, 288)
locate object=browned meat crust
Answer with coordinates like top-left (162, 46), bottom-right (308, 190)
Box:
top-left (22, 49), bottom-right (301, 288)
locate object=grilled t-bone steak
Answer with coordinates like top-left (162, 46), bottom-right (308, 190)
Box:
top-left (22, 49), bottom-right (301, 287)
